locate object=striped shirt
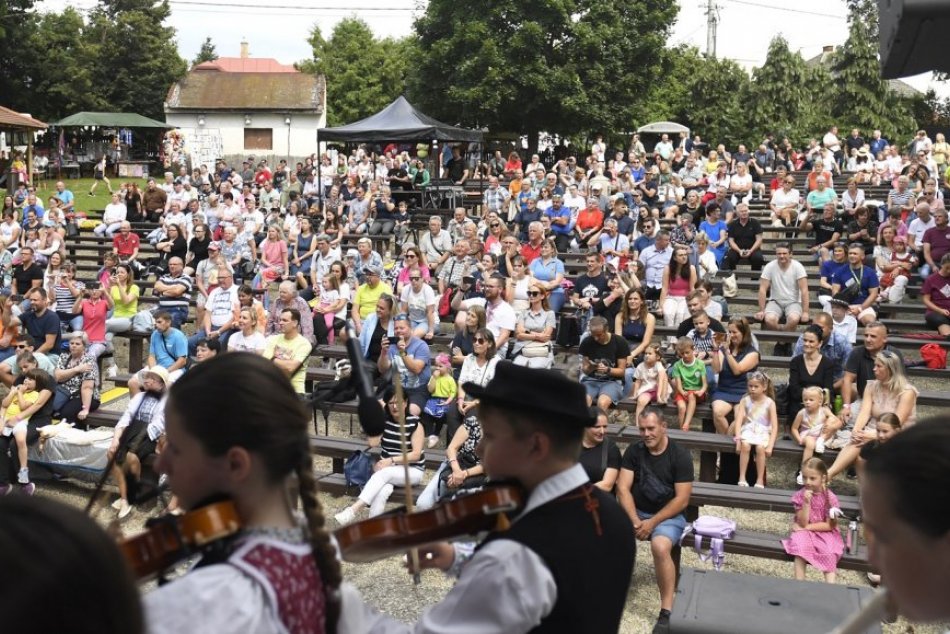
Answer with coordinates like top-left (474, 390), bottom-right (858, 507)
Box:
top-left (380, 415), bottom-right (425, 470)
top-left (157, 273), bottom-right (193, 310)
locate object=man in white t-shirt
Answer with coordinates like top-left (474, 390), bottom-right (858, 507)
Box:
top-left (908, 202), bottom-right (936, 258)
top-left (823, 125), bottom-right (843, 168)
top-left (461, 274), bottom-right (516, 358)
top-left (755, 242), bottom-right (809, 334)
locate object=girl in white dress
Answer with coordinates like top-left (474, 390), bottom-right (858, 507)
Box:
top-left (733, 371), bottom-right (778, 488)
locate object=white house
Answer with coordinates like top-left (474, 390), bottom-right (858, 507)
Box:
top-left (164, 45), bottom-right (326, 168)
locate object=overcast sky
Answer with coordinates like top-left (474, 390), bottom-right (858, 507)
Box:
top-left (39, 0), bottom-right (946, 98)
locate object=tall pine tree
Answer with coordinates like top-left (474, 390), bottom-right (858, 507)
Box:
top-left (748, 36), bottom-right (830, 146)
top-left (193, 37), bottom-right (217, 65)
top-left (831, 0), bottom-right (915, 142)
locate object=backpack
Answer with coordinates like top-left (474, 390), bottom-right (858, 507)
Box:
top-left (343, 449), bottom-right (375, 490)
top-left (920, 343), bottom-right (947, 370)
top-left (131, 308), bottom-right (155, 334)
top-left (680, 515), bottom-right (737, 570)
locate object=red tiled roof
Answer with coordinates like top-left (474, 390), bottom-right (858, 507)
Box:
top-left (193, 57), bottom-right (298, 73)
top-left (0, 106), bottom-right (47, 129)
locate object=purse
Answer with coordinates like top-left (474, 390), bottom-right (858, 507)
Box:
top-left (343, 449), bottom-right (377, 490)
top-left (520, 341), bottom-right (551, 358)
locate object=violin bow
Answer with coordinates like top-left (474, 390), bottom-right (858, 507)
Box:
top-left (392, 377), bottom-right (422, 585)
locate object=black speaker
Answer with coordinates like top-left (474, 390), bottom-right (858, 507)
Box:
top-left (878, 0), bottom-right (950, 78)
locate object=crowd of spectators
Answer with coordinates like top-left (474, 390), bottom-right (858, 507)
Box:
top-left (0, 128), bottom-right (943, 624)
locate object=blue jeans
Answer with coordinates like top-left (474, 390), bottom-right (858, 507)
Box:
top-left (188, 328), bottom-right (233, 355)
top-left (549, 292), bottom-right (566, 314)
top-left (163, 306), bottom-right (189, 329)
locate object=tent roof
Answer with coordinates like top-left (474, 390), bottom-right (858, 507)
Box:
top-left (52, 112), bottom-right (173, 128)
top-left (0, 106), bottom-right (47, 130)
top-left (636, 121), bottom-right (690, 135)
top-left (319, 96), bottom-right (482, 143)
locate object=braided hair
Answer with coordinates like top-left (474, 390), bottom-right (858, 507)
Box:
top-left (166, 353), bottom-right (342, 632)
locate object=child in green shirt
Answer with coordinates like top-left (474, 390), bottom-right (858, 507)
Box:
top-left (671, 337), bottom-right (708, 431)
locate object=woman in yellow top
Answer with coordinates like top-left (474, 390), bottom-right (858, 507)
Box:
top-left (105, 263), bottom-right (140, 340)
top-left (933, 132), bottom-right (949, 172)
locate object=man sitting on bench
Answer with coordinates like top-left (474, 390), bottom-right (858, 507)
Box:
top-left (616, 407), bottom-right (694, 634)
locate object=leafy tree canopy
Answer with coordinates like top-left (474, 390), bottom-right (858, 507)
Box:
top-left (298, 17), bottom-right (415, 127)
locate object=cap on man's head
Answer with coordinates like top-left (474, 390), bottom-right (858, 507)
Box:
top-left (363, 264), bottom-right (383, 277)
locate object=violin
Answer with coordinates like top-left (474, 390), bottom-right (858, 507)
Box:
top-left (334, 483), bottom-right (525, 563)
top-left (119, 500), bottom-right (242, 581)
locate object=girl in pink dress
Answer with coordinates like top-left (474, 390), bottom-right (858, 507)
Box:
top-left (782, 457), bottom-right (844, 583)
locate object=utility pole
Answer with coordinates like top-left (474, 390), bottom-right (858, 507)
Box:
top-left (703, 0), bottom-right (720, 58)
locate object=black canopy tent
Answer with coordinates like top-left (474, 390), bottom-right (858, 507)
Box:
top-left (318, 96), bottom-right (482, 143)
top-left (316, 97), bottom-right (483, 209)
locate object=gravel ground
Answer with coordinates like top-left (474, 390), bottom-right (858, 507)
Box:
top-left (32, 395), bottom-right (943, 634)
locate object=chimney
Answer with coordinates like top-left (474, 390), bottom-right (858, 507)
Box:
top-left (240, 39), bottom-right (249, 59)
top-left (822, 45), bottom-right (834, 53)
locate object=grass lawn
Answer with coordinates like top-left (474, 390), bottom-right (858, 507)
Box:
top-left (4, 176), bottom-right (152, 217)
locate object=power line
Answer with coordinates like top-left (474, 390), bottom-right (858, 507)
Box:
top-left (168, 0), bottom-right (416, 10)
top-left (720, 0), bottom-right (846, 19)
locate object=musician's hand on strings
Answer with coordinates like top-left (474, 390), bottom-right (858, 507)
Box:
top-left (405, 542), bottom-right (455, 573)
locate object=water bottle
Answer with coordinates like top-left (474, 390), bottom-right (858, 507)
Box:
top-left (833, 395), bottom-right (843, 414)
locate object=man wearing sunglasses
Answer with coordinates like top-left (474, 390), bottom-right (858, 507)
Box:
top-left (0, 334), bottom-right (55, 388)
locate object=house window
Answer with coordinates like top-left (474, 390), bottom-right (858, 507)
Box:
top-left (244, 128), bottom-right (273, 150)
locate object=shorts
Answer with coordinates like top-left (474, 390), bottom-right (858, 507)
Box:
top-left (3, 420), bottom-right (28, 436)
top-left (674, 390), bottom-right (706, 404)
top-left (637, 509), bottom-right (687, 543)
top-left (853, 305), bottom-right (877, 321)
top-left (764, 300), bottom-right (802, 319)
top-left (403, 385), bottom-right (429, 411)
top-left (410, 318), bottom-right (428, 333)
top-left (582, 378), bottom-right (623, 404)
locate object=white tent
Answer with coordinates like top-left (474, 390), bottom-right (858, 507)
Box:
top-left (636, 121), bottom-right (690, 135)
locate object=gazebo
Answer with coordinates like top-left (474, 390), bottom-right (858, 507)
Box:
top-left (0, 106), bottom-right (48, 191)
top-left (317, 96), bottom-right (482, 208)
top-left (51, 111), bottom-right (173, 179)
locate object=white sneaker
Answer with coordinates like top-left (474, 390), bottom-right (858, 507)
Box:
top-left (118, 499), bottom-right (133, 519)
top-left (815, 437), bottom-right (826, 454)
top-left (17, 468), bottom-right (28, 484)
top-left (796, 471), bottom-right (804, 486)
top-left (106, 364), bottom-right (118, 378)
top-left (427, 435), bottom-right (439, 449)
top-left (737, 481), bottom-right (749, 487)
top-left (334, 507), bottom-right (355, 525)
top-left (112, 497), bottom-right (124, 510)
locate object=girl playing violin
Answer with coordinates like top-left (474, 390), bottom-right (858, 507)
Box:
top-left (144, 352), bottom-right (346, 634)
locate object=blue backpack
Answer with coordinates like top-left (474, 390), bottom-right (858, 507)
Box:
top-left (343, 449), bottom-right (375, 490)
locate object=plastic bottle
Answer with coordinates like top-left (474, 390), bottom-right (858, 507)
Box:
top-left (833, 394), bottom-right (843, 414)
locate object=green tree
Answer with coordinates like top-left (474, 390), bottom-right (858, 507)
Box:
top-left (831, 0), bottom-right (916, 142)
top-left (410, 0), bottom-right (678, 151)
top-left (747, 36), bottom-right (827, 146)
top-left (298, 17), bottom-right (414, 127)
top-left (84, 0), bottom-right (187, 120)
top-left (193, 37), bottom-right (217, 65)
top-left (0, 0), bottom-right (38, 113)
top-left (20, 8), bottom-right (107, 120)
top-left (642, 46), bottom-right (752, 148)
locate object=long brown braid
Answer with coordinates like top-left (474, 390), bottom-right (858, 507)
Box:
top-left (167, 353), bottom-right (340, 633)
top-left (296, 451), bottom-right (342, 633)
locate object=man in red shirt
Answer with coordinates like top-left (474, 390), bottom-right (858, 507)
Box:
top-left (254, 160), bottom-right (272, 187)
top-left (520, 221), bottom-right (544, 264)
top-left (112, 221), bottom-right (142, 271)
